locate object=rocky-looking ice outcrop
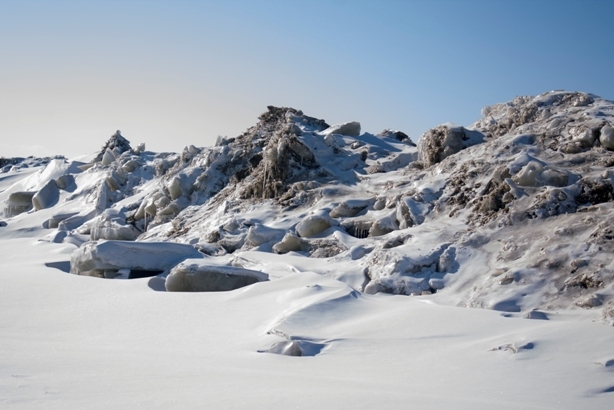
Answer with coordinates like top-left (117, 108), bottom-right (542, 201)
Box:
top-left (417, 125), bottom-right (485, 167)
top-left (94, 130), bottom-right (133, 164)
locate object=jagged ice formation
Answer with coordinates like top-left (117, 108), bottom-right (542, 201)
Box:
top-left (2, 91), bottom-right (614, 322)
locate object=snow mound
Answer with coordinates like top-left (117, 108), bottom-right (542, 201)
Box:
top-left (296, 214), bottom-right (336, 238)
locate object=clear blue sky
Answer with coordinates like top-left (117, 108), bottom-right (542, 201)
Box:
top-left (1, 0), bottom-right (613, 158)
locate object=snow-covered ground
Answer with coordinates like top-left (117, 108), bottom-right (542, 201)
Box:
top-left (1, 91), bottom-right (614, 409)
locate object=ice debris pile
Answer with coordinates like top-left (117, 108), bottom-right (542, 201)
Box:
top-left (2, 91), bottom-right (614, 319)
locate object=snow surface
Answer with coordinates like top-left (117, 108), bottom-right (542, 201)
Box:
top-left (1, 91), bottom-right (614, 409)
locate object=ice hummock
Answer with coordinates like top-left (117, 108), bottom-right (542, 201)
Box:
top-left (3, 94), bottom-right (614, 317)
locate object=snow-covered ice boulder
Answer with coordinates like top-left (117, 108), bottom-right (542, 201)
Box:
top-left (45, 212), bottom-right (79, 229)
top-left (295, 214), bottom-right (336, 238)
top-left (329, 199), bottom-right (372, 218)
top-left (540, 168), bottom-right (569, 187)
top-left (514, 161), bottom-right (543, 187)
top-left (322, 121), bottom-right (361, 137)
top-left (524, 310), bottom-right (549, 320)
top-left (600, 125), bottom-right (614, 150)
top-left (167, 177), bottom-right (183, 200)
top-left (70, 240), bottom-right (202, 277)
top-left (369, 211), bottom-right (399, 237)
top-left (4, 191), bottom-right (35, 217)
top-left (89, 209), bottom-right (140, 241)
top-left (262, 340), bottom-right (303, 356)
top-left (418, 125), bottom-right (485, 167)
top-left (55, 174), bottom-right (75, 190)
top-left (373, 198), bottom-right (386, 210)
top-left (121, 159), bottom-right (141, 173)
top-left (273, 232), bottom-right (307, 254)
top-left (91, 220), bottom-right (140, 241)
top-left (245, 224), bottom-right (284, 247)
top-left (510, 163), bottom-right (570, 190)
top-left (363, 244), bottom-right (455, 295)
top-left (322, 133), bottom-right (337, 147)
top-left (32, 180), bottom-right (59, 210)
top-left (165, 260), bottom-right (268, 292)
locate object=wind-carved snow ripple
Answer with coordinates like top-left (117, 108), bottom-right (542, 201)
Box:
top-left (260, 284), bottom-right (359, 356)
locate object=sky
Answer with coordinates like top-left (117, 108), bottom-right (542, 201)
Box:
top-left (1, 0), bottom-right (613, 159)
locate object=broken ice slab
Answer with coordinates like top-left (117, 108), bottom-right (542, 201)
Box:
top-left (4, 191), bottom-right (35, 217)
top-left (70, 240), bottom-right (203, 278)
top-left (58, 209), bottom-right (96, 231)
top-left (44, 211), bottom-right (79, 229)
top-left (32, 180), bottom-right (60, 210)
top-left (321, 121), bottom-right (361, 137)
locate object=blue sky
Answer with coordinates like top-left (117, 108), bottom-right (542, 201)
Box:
top-left (1, 0), bottom-right (613, 158)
